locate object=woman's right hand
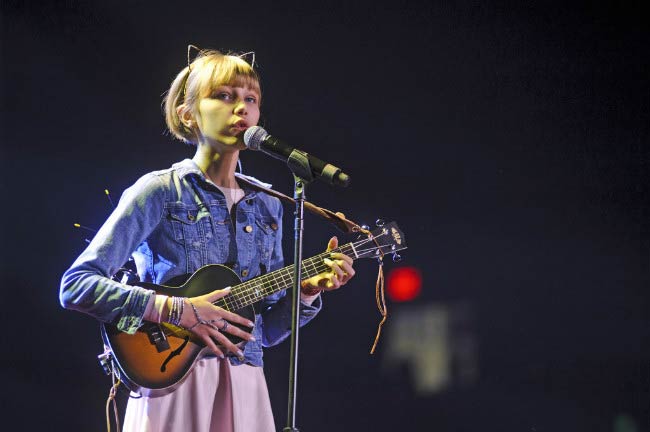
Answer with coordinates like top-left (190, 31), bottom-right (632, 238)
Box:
top-left (175, 287), bottom-right (256, 359)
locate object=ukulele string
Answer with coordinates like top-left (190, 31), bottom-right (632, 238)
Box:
top-left (228, 233), bottom-right (389, 308)
top-left (227, 245), bottom-right (358, 307)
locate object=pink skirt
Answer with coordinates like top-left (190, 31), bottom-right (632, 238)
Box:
top-left (122, 358), bottom-right (275, 432)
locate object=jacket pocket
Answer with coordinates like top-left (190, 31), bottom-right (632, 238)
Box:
top-left (255, 218), bottom-right (279, 268)
top-left (168, 205), bottom-right (211, 250)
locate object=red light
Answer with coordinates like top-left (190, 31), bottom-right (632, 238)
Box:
top-left (386, 266), bottom-right (422, 302)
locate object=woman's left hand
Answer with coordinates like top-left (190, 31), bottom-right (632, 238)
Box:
top-left (301, 236), bottom-right (356, 296)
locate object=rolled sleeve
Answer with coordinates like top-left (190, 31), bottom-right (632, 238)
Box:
top-left (116, 285), bottom-right (156, 333)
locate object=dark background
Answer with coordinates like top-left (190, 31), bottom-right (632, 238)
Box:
top-left (1, 1), bottom-right (648, 431)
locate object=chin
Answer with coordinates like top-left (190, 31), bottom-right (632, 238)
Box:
top-left (213, 135), bottom-right (239, 146)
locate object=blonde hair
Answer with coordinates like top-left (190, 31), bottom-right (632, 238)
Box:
top-left (164, 49), bottom-right (261, 144)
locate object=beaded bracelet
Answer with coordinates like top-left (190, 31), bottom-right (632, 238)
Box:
top-left (175, 297), bottom-right (185, 326)
top-left (167, 296), bottom-right (184, 327)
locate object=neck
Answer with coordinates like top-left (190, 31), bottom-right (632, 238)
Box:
top-left (192, 145), bottom-right (241, 188)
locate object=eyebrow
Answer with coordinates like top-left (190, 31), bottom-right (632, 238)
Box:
top-left (214, 84), bottom-right (258, 92)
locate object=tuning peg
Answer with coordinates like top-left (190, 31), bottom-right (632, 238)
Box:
top-left (392, 253), bottom-right (402, 262)
top-left (375, 218), bottom-right (385, 227)
top-left (361, 224), bottom-right (370, 231)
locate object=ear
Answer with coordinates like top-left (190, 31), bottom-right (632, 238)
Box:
top-left (176, 103), bottom-right (195, 128)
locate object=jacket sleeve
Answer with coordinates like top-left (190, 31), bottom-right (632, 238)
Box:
top-left (257, 201), bottom-right (322, 347)
top-left (59, 173), bottom-right (166, 334)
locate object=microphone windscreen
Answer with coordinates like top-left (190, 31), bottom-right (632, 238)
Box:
top-left (243, 126), bottom-right (268, 150)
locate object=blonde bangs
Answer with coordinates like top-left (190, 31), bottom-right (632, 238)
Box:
top-left (196, 55), bottom-right (261, 101)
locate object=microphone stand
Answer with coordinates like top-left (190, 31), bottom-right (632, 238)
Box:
top-left (283, 150), bottom-right (315, 432)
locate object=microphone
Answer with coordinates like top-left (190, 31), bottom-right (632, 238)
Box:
top-left (243, 126), bottom-right (350, 187)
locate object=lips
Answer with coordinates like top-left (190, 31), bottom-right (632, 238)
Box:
top-left (231, 119), bottom-right (249, 132)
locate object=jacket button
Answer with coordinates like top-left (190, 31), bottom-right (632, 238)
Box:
top-left (245, 225), bottom-right (253, 233)
top-left (241, 269), bottom-right (249, 277)
top-left (188, 213), bottom-right (195, 221)
top-left (271, 223), bottom-right (278, 231)
top-left (246, 199), bottom-right (253, 205)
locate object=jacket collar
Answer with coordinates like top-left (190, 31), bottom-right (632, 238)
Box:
top-left (172, 158), bottom-right (273, 197)
top-left (172, 158), bottom-right (205, 180)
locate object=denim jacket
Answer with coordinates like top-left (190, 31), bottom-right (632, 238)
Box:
top-left (60, 159), bottom-right (321, 367)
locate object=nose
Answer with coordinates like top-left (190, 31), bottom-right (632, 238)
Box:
top-left (234, 100), bottom-right (248, 116)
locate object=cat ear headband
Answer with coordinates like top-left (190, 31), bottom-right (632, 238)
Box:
top-left (186, 44), bottom-right (256, 72)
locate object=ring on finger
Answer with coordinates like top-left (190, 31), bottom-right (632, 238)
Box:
top-left (211, 318), bottom-right (229, 331)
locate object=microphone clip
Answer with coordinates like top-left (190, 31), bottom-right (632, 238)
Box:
top-left (287, 149), bottom-right (315, 184)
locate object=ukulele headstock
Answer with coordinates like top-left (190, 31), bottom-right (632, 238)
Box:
top-left (352, 221), bottom-right (407, 261)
